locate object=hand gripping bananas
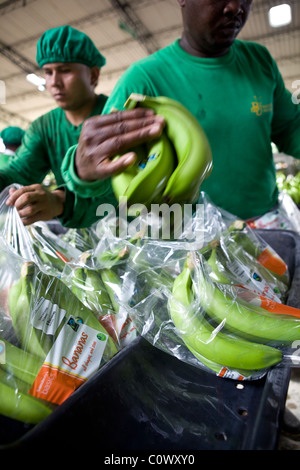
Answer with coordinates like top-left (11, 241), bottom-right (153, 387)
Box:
top-left (112, 132), bottom-right (176, 208)
top-left (111, 93), bottom-right (213, 207)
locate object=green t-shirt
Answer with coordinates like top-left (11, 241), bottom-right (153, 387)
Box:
top-left (0, 151), bottom-right (13, 169)
top-left (0, 94), bottom-right (108, 227)
top-left (62, 39), bottom-right (300, 221)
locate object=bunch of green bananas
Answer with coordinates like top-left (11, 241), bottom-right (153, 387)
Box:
top-left (111, 93), bottom-right (213, 207)
top-left (2, 260), bottom-right (119, 424)
top-left (0, 337), bottom-right (53, 424)
top-left (168, 252), bottom-right (300, 374)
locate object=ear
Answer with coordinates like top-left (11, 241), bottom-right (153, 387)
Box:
top-left (90, 66), bottom-right (100, 88)
top-left (177, 0), bottom-right (186, 7)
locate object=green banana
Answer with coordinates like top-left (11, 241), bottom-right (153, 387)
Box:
top-left (112, 131), bottom-right (176, 208)
top-left (186, 343), bottom-right (253, 378)
top-left (71, 266), bottom-right (118, 343)
top-left (207, 247), bottom-right (232, 284)
top-left (100, 267), bottom-right (122, 314)
top-left (0, 336), bottom-right (43, 387)
top-left (195, 254), bottom-right (300, 345)
top-left (0, 370), bottom-right (52, 424)
top-left (32, 242), bottom-right (66, 273)
top-left (125, 93), bottom-right (213, 204)
top-left (207, 244), bottom-right (287, 304)
top-left (169, 262), bottom-right (282, 370)
top-left (8, 262), bottom-right (52, 358)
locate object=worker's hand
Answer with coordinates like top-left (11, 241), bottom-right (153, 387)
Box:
top-left (6, 184), bottom-right (65, 226)
top-left (75, 108), bottom-right (165, 181)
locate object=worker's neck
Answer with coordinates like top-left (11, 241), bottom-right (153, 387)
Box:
top-left (64, 94), bottom-right (98, 127)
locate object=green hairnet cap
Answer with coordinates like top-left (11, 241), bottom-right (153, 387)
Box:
top-left (0, 126), bottom-right (25, 145)
top-left (36, 25), bottom-right (106, 69)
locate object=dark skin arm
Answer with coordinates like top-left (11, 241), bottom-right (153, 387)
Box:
top-left (75, 107), bottom-right (165, 181)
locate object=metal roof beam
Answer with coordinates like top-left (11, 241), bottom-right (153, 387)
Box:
top-left (0, 40), bottom-right (39, 74)
top-left (109, 0), bottom-right (159, 55)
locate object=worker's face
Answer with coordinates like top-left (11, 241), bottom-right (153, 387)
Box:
top-left (178, 0), bottom-right (252, 57)
top-left (42, 63), bottom-right (99, 110)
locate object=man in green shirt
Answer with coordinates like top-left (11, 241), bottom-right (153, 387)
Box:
top-left (0, 126), bottom-right (25, 167)
top-left (2, 25), bottom-right (109, 227)
top-left (61, 0), bottom-right (300, 223)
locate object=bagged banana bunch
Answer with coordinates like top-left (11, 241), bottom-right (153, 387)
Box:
top-left (111, 93), bottom-right (213, 210)
top-left (0, 241), bottom-right (118, 427)
top-left (168, 251), bottom-right (300, 380)
top-left (124, 236), bottom-right (300, 381)
top-left (62, 213), bottom-right (140, 348)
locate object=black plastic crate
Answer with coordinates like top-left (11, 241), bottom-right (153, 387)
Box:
top-left (1, 229), bottom-right (299, 451)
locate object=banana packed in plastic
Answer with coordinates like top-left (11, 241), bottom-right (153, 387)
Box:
top-left (111, 94), bottom-right (213, 208)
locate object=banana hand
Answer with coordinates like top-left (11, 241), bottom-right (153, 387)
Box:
top-left (125, 93), bottom-right (213, 204)
top-left (169, 261), bottom-right (282, 371)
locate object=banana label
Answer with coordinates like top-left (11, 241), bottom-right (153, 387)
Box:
top-left (29, 316), bottom-right (108, 405)
top-left (226, 259), bottom-right (282, 303)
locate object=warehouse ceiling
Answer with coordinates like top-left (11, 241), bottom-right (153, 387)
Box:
top-left (0, 0), bottom-right (299, 132)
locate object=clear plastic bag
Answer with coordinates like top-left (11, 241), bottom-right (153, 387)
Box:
top-left (0, 239), bottom-right (118, 426)
top-left (114, 196), bottom-right (300, 381)
top-left (62, 212), bottom-right (139, 348)
top-left (125, 237), bottom-right (300, 381)
top-left (247, 191), bottom-right (300, 233)
top-left (0, 185), bottom-right (93, 275)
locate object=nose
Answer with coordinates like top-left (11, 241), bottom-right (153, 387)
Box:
top-left (223, 0), bottom-right (250, 16)
top-left (47, 70), bottom-right (61, 89)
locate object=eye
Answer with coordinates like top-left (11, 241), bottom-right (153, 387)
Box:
top-left (60, 67), bottom-right (72, 74)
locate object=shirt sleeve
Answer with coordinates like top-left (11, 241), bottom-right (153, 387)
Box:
top-left (0, 119), bottom-right (50, 191)
top-left (61, 144), bottom-right (114, 199)
top-left (60, 145), bottom-right (117, 228)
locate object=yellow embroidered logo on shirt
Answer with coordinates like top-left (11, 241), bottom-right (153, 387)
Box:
top-left (251, 96), bottom-right (273, 116)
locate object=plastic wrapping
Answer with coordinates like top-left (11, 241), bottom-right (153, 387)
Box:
top-left (87, 195), bottom-right (298, 382)
top-left (62, 213), bottom-right (138, 348)
top-left (1, 185), bottom-right (299, 434)
top-left (247, 191), bottom-right (300, 233)
top-left (123, 238), bottom-right (300, 380)
top-left (0, 184), bottom-right (99, 276)
top-left (0, 237), bottom-right (118, 427)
